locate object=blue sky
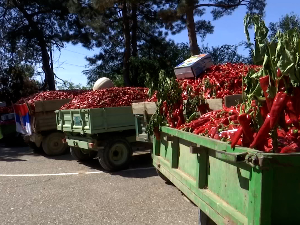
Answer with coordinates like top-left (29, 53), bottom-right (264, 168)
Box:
top-left (48, 0), bottom-right (299, 86)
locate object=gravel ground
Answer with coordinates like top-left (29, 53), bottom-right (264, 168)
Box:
top-left (0, 145), bottom-right (198, 225)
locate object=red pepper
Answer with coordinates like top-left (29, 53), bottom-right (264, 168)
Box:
top-left (208, 127), bottom-right (218, 138)
top-left (259, 76), bottom-right (274, 111)
top-left (231, 127), bottom-right (243, 148)
top-left (286, 127), bottom-right (298, 141)
top-left (193, 126), bottom-right (206, 135)
top-left (269, 92), bottom-right (288, 128)
top-left (280, 143), bottom-right (299, 153)
top-left (250, 114), bottom-right (271, 148)
top-left (285, 96), bottom-right (298, 126)
top-left (213, 134), bottom-right (220, 140)
top-left (264, 138), bottom-right (273, 152)
top-left (238, 113), bottom-right (254, 143)
top-left (190, 118), bottom-right (210, 130)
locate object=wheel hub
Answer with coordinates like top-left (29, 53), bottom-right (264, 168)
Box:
top-left (109, 143), bottom-right (128, 165)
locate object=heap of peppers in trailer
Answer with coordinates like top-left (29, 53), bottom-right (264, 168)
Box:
top-left (148, 63), bottom-right (261, 102)
top-left (147, 14), bottom-right (300, 154)
top-left (16, 90), bottom-right (89, 111)
top-left (60, 87), bottom-right (149, 109)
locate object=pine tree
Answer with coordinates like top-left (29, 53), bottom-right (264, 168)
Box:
top-left (159, 0), bottom-right (266, 55)
top-left (0, 0), bottom-right (91, 90)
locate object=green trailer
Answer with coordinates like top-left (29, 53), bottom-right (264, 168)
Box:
top-left (56, 106), bottom-right (150, 171)
top-left (153, 126), bottom-right (300, 224)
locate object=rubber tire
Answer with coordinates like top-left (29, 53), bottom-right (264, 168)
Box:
top-left (27, 141), bottom-right (43, 153)
top-left (71, 147), bottom-right (97, 161)
top-left (156, 169), bottom-right (172, 184)
top-left (98, 138), bottom-right (133, 171)
top-left (42, 132), bottom-right (68, 156)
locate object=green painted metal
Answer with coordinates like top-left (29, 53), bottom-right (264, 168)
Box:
top-left (65, 134), bottom-right (136, 150)
top-left (134, 115), bottom-right (152, 143)
top-left (153, 126), bottom-right (300, 225)
top-left (56, 106), bottom-right (135, 134)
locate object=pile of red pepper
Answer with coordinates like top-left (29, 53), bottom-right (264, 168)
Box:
top-left (180, 103), bottom-right (300, 153)
top-left (16, 90), bottom-right (89, 111)
top-left (60, 87), bottom-right (149, 110)
top-left (177, 69), bottom-right (300, 153)
top-left (0, 106), bottom-right (14, 115)
top-left (17, 90), bottom-right (88, 105)
top-left (148, 63), bottom-right (261, 102)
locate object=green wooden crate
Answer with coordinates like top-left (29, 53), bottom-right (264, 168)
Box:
top-left (56, 106), bottom-right (135, 134)
top-left (153, 126), bottom-right (300, 225)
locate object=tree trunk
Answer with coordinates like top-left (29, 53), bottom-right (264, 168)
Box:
top-left (122, 1), bottom-right (132, 87)
top-left (186, 7), bottom-right (200, 55)
top-left (131, 3), bottom-right (138, 86)
top-left (13, 1), bottom-right (55, 90)
top-left (40, 40), bottom-right (55, 90)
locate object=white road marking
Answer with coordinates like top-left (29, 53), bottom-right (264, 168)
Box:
top-left (0, 167), bottom-right (154, 177)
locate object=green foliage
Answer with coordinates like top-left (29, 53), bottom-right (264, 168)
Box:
top-left (0, 64), bottom-right (41, 104)
top-left (146, 70), bottom-right (182, 135)
top-left (0, 0), bottom-right (93, 90)
top-left (244, 14), bottom-right (300, 99)
top-left (269, 13), bottom-right (300, 39)
top-left (201, 44), bottom-right (251, 64)
top-left (57, 80), bottom-right (91, 90)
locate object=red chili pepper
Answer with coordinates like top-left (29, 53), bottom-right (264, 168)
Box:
top-left (250, 114), bottom-right (271, 148)
top-left (231, 127), bottom-right (243, 148)
top-left (213, 134), bottom-right (220, 140)
top-left (285, 96), bottom-right (298, 126)
top-left (238, 113), bottom-right (254, 143)
top-left (208, 127), bottom-right (218, 138)
top-left (285, 114), bottom-right (293, 126)
top-left (259, 76), bottom-right (274, 111)
top-left (190, 118), bottom-right (210, 130)
top-left (280, 143), bottom-right (299, 153)
top-left (269, 92), bottom-right (288, 128)
top-left (264, 138), bottom-right (273, 152)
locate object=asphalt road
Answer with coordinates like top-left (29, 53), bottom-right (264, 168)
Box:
top-left (0, 144), bottom-right (198, 225)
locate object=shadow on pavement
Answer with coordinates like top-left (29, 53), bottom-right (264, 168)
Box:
top-left (78, 152), bottom-right (157, 178)
top-left (0, 146), bottom-right (33, 162)
top-left (0, 143), bottom-right (74, 162)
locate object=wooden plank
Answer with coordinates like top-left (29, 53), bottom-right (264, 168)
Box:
top-left (132, 99), bottom-right (223, 116)
top-left (144, 102), bottom-right (156, 115)
top-left (34, 112), bottom-right (57, 132)
top-left (34, 99), bottom-right (72, 113)
top-left (224, 94), bottom-right (243, 108)
top-left (131, 102), bottom-right (145, 114)
top-left (206, 99), bottom-right (223, 111)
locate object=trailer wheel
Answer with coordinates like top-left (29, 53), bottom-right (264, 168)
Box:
top-left (42, 132), bottom-right (68, 156)
top-left (27, 141), bottom-right (43, 153)
top-left (71, 147), bottom-right (97, 161)
top-left (98, 138), bottom-right (132, 171)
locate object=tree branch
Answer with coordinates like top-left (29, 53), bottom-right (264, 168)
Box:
top-left (195, 0), bottom-right (248, 9)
